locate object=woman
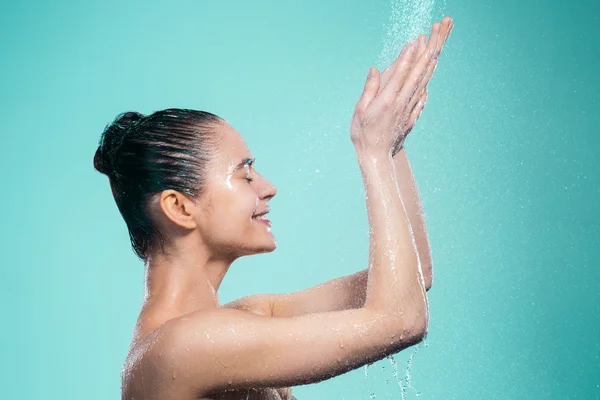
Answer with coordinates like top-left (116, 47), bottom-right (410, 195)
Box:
top-left (94, 17), bottom-right (453, 400)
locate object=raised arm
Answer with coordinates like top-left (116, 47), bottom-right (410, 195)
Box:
top-left (226, 20), bottom-right (454, 319)
top-left (261, 149), bottom-right (434, 318)
top-left (129, 22), bottom-right (448, 398)
top-left (385, 17), bottom-right (452, 291)
top-left (250, 149), bottom-right (431, 319)
top-left (393, 147), bottom-right (433, 289)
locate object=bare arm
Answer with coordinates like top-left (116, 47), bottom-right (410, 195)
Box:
top-left (253, 148), bottom-right (430, 319)
top-left (393, 147), bottom-right (433, 290)
top-left (238, 150), bottom-right (431, 318)
top-left (224, 270), bottom-right (368, 318)
top-left (226, 152), bottom-right (430, 317)
top-left (149, 150), bottom-right (429, 397)
top-left (137, 34), bottom-right (446, 397)
top-left (227, 22), bottom-right (456, 319)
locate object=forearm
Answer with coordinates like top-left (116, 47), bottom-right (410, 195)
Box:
top-left (357, 150), bottom-right (428, 331)
top-left (324, 147), bottom-right (432, 310)
top-left (266, 148), bottom-right (433, 318)
top-left (393, 147), bottom-right (433, 290)
top-left (266, 269), bottom-right (369, 317)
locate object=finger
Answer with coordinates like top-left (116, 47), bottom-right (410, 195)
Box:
top-left (385, 38), bottom-right (418, 74)
top-left (407, 57), bottom-right (437, 111)
top-left (414, 34), bottom-right (428, 60)
top-left (411, 88), bottom-right (428, 119)
top-left (379, 38), bottom-right (418, 94)
top-left (380, 43), bottom-right (418, 100)
top-left (425, 22), bottom-right (441, 57)
top-left (408, 89), bottom-right (428, 128)
top-left (436, 17), bottom-right (453, 56)
top-left (445, 18), bottom-right (454, 42)
top-left (394, 48), bottom-right (436, 108)
top-left (355, 67), bottom-right (381, 112)
top-left (441, 20), bottom-right (454, 53)
top-left (444, 18), bottom-right (454, 43)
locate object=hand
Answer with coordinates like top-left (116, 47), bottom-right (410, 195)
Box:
top-left (350, 41), bottom-right (438, 158)
top-left (380, 17), bottom-right (454, 154)
top-left (380, 17), bottom-right (453, 96)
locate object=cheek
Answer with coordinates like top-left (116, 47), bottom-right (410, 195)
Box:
top-left (239, 190), bottom-right (260, 223)
top-left (208, 184), bottom-right (258, 227)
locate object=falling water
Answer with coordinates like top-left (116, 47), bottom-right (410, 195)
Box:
top-left (377, 0), bottom-right (446, 70)
top-left (386, 341), bottom-right (425, 400)
top-left (364, 1), bottom-right (443, 398)
top-left (403, 341), bottom-right (426, 398)
top-left (367, 1), bottom-right (444, 396)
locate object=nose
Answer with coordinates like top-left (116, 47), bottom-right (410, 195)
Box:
top-left (257, 174), bottom-right (277, 201)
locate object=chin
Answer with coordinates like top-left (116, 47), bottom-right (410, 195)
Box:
top-left (253, 238), bottom-right (277, 254)
top-left (250, 224), bottom-right (277, 253)
top-left (235, 236), bottom-right (277, 257)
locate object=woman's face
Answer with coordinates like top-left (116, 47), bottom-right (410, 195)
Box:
top-left (195, 123), bottom-right (278, 258)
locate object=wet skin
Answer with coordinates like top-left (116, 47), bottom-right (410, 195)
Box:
top-left (121, 17), bottom-right (453, 400)
top-left (123, 124), bottom-right (282, 399)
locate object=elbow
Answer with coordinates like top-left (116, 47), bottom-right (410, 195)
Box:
top-left (390, 309), bottom-right (429, 348)
top-left (422, 261), bottom-right (433, 291)
top-left (385, 313), bottom-right (429, 354)
top-left (409, 314), bottom-right (429, 343)
top-left (398, 307), bottom-right (428, 344)
top-left (424, 277), bottom-right (432, 292)
top-left (362, 307), bottom-right (429, 354)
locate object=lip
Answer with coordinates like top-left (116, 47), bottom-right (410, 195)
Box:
top-left (255, 218), bottom-right (271, 227)
top-left (252, 208), bottom-right (270, 218)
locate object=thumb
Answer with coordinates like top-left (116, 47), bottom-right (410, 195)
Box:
top-left (355, 67), bottom-right (380, 111)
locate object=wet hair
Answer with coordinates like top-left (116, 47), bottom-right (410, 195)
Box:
top-left (94, 108), bottom-right (224, 260)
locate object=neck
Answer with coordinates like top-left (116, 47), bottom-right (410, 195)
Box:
top-left (143, 238), bottom-right (236, 314)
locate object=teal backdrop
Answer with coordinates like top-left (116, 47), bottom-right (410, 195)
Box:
top-left (1, 0), bottom-right (598, 399)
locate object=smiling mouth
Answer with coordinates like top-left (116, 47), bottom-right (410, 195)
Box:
top-left (252, 210), bottom-right (271, 227)
top-left (252, 209), bottom-right (270, 220)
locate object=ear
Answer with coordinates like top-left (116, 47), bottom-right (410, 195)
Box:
top-left (158, 190), bottom-right (198, 230)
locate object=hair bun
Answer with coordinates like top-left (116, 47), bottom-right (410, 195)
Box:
top-left (94, 111), bottom-right (144, 177)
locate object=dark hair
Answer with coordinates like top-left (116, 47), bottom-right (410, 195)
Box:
top-left (94, 108), bottom-right (224, 260)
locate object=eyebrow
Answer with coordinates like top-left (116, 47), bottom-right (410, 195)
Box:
top-left (234, 157), bottom-right (255, 171)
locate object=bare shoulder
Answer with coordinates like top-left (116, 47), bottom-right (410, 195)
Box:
top-left (121, 310), bottom-right (225, 400)
top-left (122, 326), bottom-right (177, 400)
top-left (121, 304), bottom-right (271, 400)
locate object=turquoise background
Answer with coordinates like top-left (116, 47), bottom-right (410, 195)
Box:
top-left (1, 0), bottom-right (598, 399)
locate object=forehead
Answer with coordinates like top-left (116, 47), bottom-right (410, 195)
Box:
top-left (213, 123), bottom-right (252, 166)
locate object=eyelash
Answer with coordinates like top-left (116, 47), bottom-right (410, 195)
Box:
top-left (245, 177), bottom-right (254, 183)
